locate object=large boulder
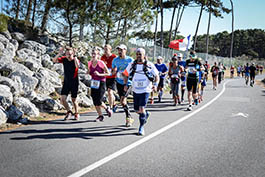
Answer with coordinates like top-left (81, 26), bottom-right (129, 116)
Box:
top-left (79, 74), bottom-right (91, 87)
top-left (11, 32), bottom-right (25, 43)
top-left (0, 106), bottom-right (8, 125)
top-left (0, 31), bottom-right (12, 40)
top-left (32, 95), bottom-right (63, 111)
top-left (77, 93), bottom-right (93, 107)
top-left (0, 34), bottom-right (16, 59)
top-left (9, 68), bottom-right (38, 95)
top-left (0, 84), bottom-right (13, 109)
top-left (41, 54), bottom-right (53, 69)
top-left (16, 48), bottom-right (38, 59)
top-left (52, 63), bottom-right (64, 75)
top-left (78, 81), bottom-right (88, 94)
top-left (35, 68), bottom-right (62, 88)
top-left (14, 97), bottom-right (39, 117)
top-left (6, 105), bottom-right (23, 122)
top-left (20, 40), bottom-right (46, 56)
top-left (0, 76), bottom-right (21, 95)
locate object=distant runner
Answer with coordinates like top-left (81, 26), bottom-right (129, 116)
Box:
top-left (245, 63), bottom-right (250, 85)
top-left (211, 62), bottom-right (219, 90)
top-left (177, 53), bottom-right (187, 103)
top-left (249, 63), bottom-right (256, 87)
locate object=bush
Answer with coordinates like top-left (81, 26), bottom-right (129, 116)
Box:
top-left (0, 13), bottom-right (9, 33)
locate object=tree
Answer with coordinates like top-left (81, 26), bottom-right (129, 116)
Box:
top-left (41, 0), bottom-right (52, 33)
top-left (229, 0), bottom-right (234, 59)
top-left (25, 0), bottom-right (32, 22)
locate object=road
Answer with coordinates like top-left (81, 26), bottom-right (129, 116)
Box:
top-left (1, 75), bottom-right (265, 177)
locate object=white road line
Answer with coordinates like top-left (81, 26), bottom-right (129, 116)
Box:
top-left (68, 80), bottom-right (230, 177)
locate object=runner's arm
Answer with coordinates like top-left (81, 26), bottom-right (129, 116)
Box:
top-left (52, 47), bottom-right (64, 63)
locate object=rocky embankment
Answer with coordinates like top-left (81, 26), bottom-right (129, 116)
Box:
top-left (0, 30), bottom-right (94, 125)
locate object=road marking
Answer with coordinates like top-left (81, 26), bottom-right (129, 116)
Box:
top-left (231, 112), bottom-right (249, 118)
top-left (68, 80), bottom-right (231, 177)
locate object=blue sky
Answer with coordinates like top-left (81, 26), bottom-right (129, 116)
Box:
top-left (152, 0), bottom-right (265, 38)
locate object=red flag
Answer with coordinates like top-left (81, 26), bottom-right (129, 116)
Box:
top-left (168, 39), bottom-right (184, 50)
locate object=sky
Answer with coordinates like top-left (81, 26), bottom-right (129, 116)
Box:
top-left (152, 0), bottom-right (265, 38)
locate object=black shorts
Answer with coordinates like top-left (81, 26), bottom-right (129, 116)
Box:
top-left (250, 74), bottom-right (255, 80)
top-left (186, 77), bottom-right (198, 94)
top-left (61, 80), bottom-right (79, 98)
top-left (91, 81), bottom-right (106, 106)
top-left (116, 82), bottom-right (126, 97)
top-left (158, 78), bottom-right (165, 88)
top-left (106, 78), bottom-right (116, 90)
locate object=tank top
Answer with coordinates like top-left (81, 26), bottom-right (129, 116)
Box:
top-left (88, 60), bottom-right (106, 82)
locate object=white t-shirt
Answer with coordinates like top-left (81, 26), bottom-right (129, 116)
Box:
top-left (125, 61), bottom-right (159, 94)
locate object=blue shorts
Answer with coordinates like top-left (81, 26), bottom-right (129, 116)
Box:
top-left (201, 78), bottom-right (207, 87)
top-left (133, 92), bottom-right (150, 112)
top-left (245, 73), bottom-right (250, 77)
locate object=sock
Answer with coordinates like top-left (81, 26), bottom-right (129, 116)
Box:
top-left (181, 89), bottom-right (185, 100)
top-left (123, 105), bottom-right (131, 117)
top-left (201, 90), bottom-right (204, 96)
top-left (139, 113), bottom-right (146, 126)
top-left (160, 91), bottom-right (163, 97)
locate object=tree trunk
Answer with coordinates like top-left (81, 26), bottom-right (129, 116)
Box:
top-left (168, 3), bottom-right (177, 43)
top-left (79, 23), bottom-right (84, 41)
top-left (153, 5), bottom-right (159, 61)
top-left (206, 1), bottom-right (212, 60)
top-left (41, 0), bottom-right (51, 33)
top-left (122, 18), bottom-right (127, 42)
top-left (173, 5), bottom-right (185, 40)
top-left (193, 3), bottom-right (204, 50)
top-left (25, 0), bottom-right (33, 22)
top-left (115, 18), bottom-right (121, 38)
top-left (66, 0), bottom-right (72, 47)
top-left (15, 0), bottom-right (21, 19)
top-left (230, 0), bottom-right (234, 59)
top-left (105, 0), bottom-right (114, 45)
top-left (31, 0), bottom-right (37, 28)
top-left (160, 0), bottom-right (164, 56)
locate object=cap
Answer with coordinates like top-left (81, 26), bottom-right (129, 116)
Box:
top-left (116, 44), bottom-right (127, 50)
top-left (157, 56), bottom-right (163, 60)
top-left (177, 53), bottom-right (183, 58)
top-left (189, 54), bottom-right (197, 59)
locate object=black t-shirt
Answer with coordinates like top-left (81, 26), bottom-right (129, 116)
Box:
top-left (249, 65), bottom-right (256, 75)
top-left (211, 66), bottom-right (219, 76)
top-left (186, 59), bottom-right (202, 79)
top-left (58, 56), bottom-right (79, 82)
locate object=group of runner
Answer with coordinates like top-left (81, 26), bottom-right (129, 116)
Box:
top-left (52, 44), bottom-right (263, 136)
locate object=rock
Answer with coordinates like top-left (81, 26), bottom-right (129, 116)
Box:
top-left (0, 35), bottom-right (16, 59)
top-left (10, 39), bottom-right (19, 51)
top-left (6, 105), bottom-right (23, 121)
top-left (20, 40), bottom-right (46, 56)
top-left (0, 84), bottom-right (13, 109)
top-left (0, 106), bottom-right (8, 125)
top-left (11, 62), bottom-right (34, 76)
top-left (24, 91), bottom-right (37, 101)
top-left (52, 63), bottom-right (64, 75)
top-left (16, 48), bottom-right (38, 60)
top-left (77, 93), bottom-right (93, 107)
top-left (41, 54), bottom-right (53, 69)
top-left (79, 74), bottom-right (91, 87)
top-left (32, 95), bottom-right (62, 111)
top-left (34, 68), bottom-right (62, 88)
top-left (9, 69), bottom-right (38, 95)
top-left (0, 31), bottom-right (12, 40)
top-left (78, 81), bottom-right (88, 94)
top-left (23, 58), bottom-right (42, 72)
top-left (11, 32), bottom-right (25, 43)
top-left (14, 97), bottom-right (39, 117)
top-left (0, 76), bottom-right (21, 95)
top-left (0, 56), bottom-right (14, 75)
top-left (18, 117), bottom-right (29, 124)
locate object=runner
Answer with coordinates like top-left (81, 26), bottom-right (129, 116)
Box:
top-left (52, 46), bottom-right (80, 120)
top-left (199, 66), bottom-right (207, 102)
top-left (112, 44), bottom-right (134, 127)
top-left (237, 65), bottom-right (241, 77)
top-left (260, 65), bottom-right (264, 74)
top-left (218, 62), bottom-right (223, 84)
top-left (203, 60), bottom-right (210, 82)
top-left (168, 56), bottom-right (183, 106)
top-left (123, 48), bottom-right (159, 135)
top-left (210, 62), bottom-right (219, 90)
top-left (151, 56), bottom-right (168, 103)
top-left (185, 51), bottom-right (202, 111)
top-left (177, 53), bottom-right (187, 103)
top-left (87, 47), bottom-right (112, 121)
top-left (230, 65), bottom-right (235, 78)
top-left (101, 44), bottom-right (118, 112)
top-left (245, 63), bottom-right (250, 85)
top-left (241, 65), bottom-right (245, 77)
top-left (249, 63), bottom-right (256, 87)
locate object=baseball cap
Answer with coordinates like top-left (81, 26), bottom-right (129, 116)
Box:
top-left (177, 53), bottom-right (183, 58)
top-left (157, 56), bottom-right (163, 60)
top-left (116, 44), bottom-right (127, 50)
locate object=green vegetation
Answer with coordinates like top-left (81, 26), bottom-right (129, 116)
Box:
top-left (0, 13), bottom-right (9, 32)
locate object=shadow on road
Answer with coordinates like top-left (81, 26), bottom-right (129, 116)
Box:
top-left (2, 125), bottom-right (137, 140)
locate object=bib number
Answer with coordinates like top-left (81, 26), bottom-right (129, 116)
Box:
top-left (134, 78), bottom-right (148, 89)
top-left (188, 67), bottom-right (196, 74)
top-left (91, 79), bottom-right (100, 89)
top-left (117, 71), bottom-right (124, 79)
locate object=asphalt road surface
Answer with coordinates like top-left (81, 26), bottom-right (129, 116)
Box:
top-left (1, 75), bottom-right (265, 177)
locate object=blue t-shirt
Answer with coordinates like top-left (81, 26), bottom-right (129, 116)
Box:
top-left (245, 66), bottom-right (250, 74)
top-left (155, 63), bottom-right (168, 79)
top-left (112, 56), bottom-right (133, 85)
top-left (178, 60), bottom-right (186, 68)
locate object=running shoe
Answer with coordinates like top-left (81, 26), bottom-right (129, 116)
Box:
top-left (95, 115), bottom-right (104, 122)
top-left (158, 95), bottom-right (161, 103)
top-left (105, 106), bottom-right (113, 117)
top-left (138, 125), bottom-right (145, 136)
top-left (125, 117), bottom-right (134, 127)
top-left (74, 113), bottom-right (80, 120)
top-left (64, 110), bottom-right (73, 120)
top-left (145, 111), bottom-right (151, 124)
top-left (112, 104), bottom-right (118, 113)
top-left (187, 105), bottom-right (192, 111)
top-left (194, 99), bottom-right (198, 105)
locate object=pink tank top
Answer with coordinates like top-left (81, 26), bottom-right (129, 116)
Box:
top-left (88, 60), bottom-right (106, 82)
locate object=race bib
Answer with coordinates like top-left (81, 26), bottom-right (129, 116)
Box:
top-left (188, 67), bottom-right (196, 74)
top-left (171, 74), bottom-right (179, 78)
top-left (116, 71), bottom-right (124, 79)
top-left (134, 78), bottom-right (148, 89)
top-left (91, 79), bottom-right (100, 89)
